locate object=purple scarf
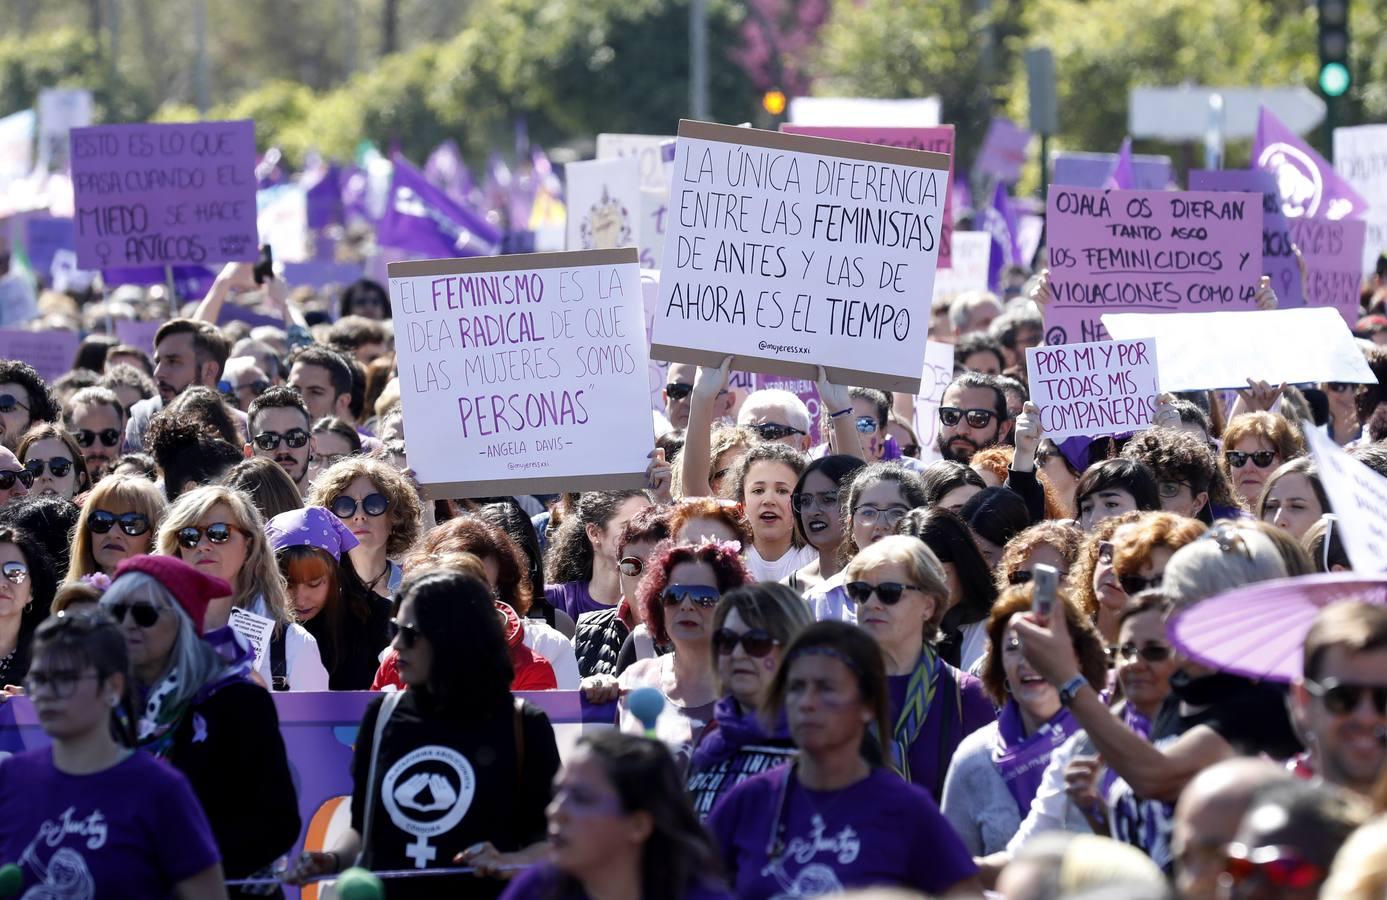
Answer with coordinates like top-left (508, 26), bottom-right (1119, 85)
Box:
top-left (1099, 703), bottom-right (1153, 797)
top-left (690, 695), bottom-right (791, 770)
top-left (991, 701), bottom-right (1078, 816)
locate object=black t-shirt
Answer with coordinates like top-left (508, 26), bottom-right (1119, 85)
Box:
top-left (305, 594), bottom-right (392, 690)
top-left (1153, 672), bottom-right (1303, 759)
top-left (352, 691), bottom-right (559, 899)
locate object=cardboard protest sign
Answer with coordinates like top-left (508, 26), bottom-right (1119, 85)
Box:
top-left (389, 248), bottom-right (653, 497)
top-left (1044, 186), bottom-right (1263, 345)
top-left (1289, 215), bottom-right (1368, 326)
top-left (0, 329), bottom-right (80, 383)
top-left (653, 120), bottom-right (950, 394)
top-left (912, 339), bottom-right (957, 464)
top-left (933, 231), bottom-right (990, 302)
top-left (1026, 338), bottom-right (1158, 441)
top-left (1333, 125), bottom-right (1387, 275)
top-left (565, 158), bottom-right (641, 253)
top-left (1189, 170), bottom-right (1303, 308)
top-left (1101, 307), bottom-right (1375, 392)
top-left (1306, 427), bottom-right (1387, 573)
top-left (70, 120), bottom-right (257, 269)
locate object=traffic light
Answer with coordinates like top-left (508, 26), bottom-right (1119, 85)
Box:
top-left (762, 89), bottom-right (787, 117)
top-left (1317, 0), bottom-right (1350, 97)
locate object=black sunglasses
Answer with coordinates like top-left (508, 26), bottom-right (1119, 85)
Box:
top-left (0, 561), bottom-right (27, 585)
top-left (0, 469), bottom-right (35, 491)
top-left (749, 422), bottom-right (806, 442)
top-left (618, 556), bottom-right (643, 578)
top-left (713, 627), bottom-right (778, 658)
top-left (1225, 450), bottom-right (1277, 469)
top-left (88, 510), bottom-right (151, 536)
top-left (24, 457), bottom-right (72, 479)
top-left (103, 600), bottom-right (161, 628)
top-left (175, 522), bottom-right (238, 549)
top-left (253, 428), bottom-right (310, 451)
top-left (1009, 570), bottom-right (1035, 586)
top-left (389, 618), bottom-right (422, 648)
top-left (1305, 678), bottom-right (1387, 716)
top-left (1119, 573), bottom-right (1163, 596)
top-left (845, 581), bottom-right (920, 606)
top-left (76, 428), bottom-right (121, 448)
top-left (1325, 382), bottom-right (1354, 393)
top-left (664, 382), bottom-right (693, 401)
top-left (1117, 641), bottom-right (1172, 664)
top-left (659, 584), bottom-right (721, 608)
top-left (0, 394), bottom-right (29, 415)
top-left (331, 493), bottom-right (389, 519)
top-left (938, 407), bottom-right (997, 429)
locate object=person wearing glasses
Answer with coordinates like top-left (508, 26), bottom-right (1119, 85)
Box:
top-left (617, 540), bottom-right (750, 763)
top-left (157, 484), bottom-right (328, 691)
top-left (310, 415), bottom-right (363, 471)
top-left (0, 360), bottom-right (61, 453)
top-left (543, 490), bottom-right (653, 620)
top-left (707, 621), bottom-right (982, 898)
top-left (1107, 512), bottom-right (1207, 638)
top-left (66, 474), bottom-right (167, 581)
top-left (1256, 457), bottom-right (1328, 542)
top-left (785, 454), bottom-right (865, 595)
top-left (995, 520), bottom-right (1083, 596)
top-left (0, 526), bottom-right (57, 691)
top-left (287, 571), bottom-right (560, 896)
top-left (1219, 411), bottom-right (1306, 510)
top-left (245, 386), bottom-right (316, 495)
top-left (1121, 426), bottom-right (1240, 523)
top-left (686, 583), bottom-right (812, 818)
top-left (840, 535), bottom-right (993, 800)
top-left (936, 372), bottom-right (1012, 464)
top-left (100, 554), bottom-right (300, 897)
top-left (64, 385), bottom-right (126, 482)
top-left (730, 443), bottom-right (817, 582)
top-left (308, 457), bottom-right (422, 600)
top-left (941, 586), bottom-right (1107, 856)
top-left (0, 611), bottom-right (226, 898)
top-left (663, 361), bottom-right (730, 430)
top-left (574, 507), bottom-right (671, 679)
top-left (15, 424), bottom-right (90, 501)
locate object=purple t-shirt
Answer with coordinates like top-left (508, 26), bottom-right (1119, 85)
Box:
top-left (889, 664), bottom-right (997, 800)
top-left (0, 748), bottom-right (220, 899)
top-left (500, 863), bottom-right (733, 899)
top-left (545, 580), bottom-right (610, 620)
top-left (708, 766), bottom-right (978, 898)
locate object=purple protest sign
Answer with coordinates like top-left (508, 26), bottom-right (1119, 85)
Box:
top-left (1190, 170), bottom-right (1304, 308)
top-left (1289, 216), bottom-right (1367, 325)
top-left (114, 319), bottom-right (162, 355)
top-left (282, 260), bottom-right (365, 289)
top-left (781, 124), bottom-right (955, 268)
top-left (975, 117), bottom-right (1031, 183)
top-left (0, 329), bottom-right (80, 383)
top-left (1044, 186), bottom-right (1263, 345)
top-left (101, 264), bottom-right (218, 301)
top-left (70, 120), bottom-right (258, 269)
top-left (1052, 151), bottom-right (1173, 191)
top-left (23, 215), bottom-right (75, 276)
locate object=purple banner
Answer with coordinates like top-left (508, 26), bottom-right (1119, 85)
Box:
top-left (304, 165), bottom-right (343, 230)
top-left (70, 120), bottom-right (258, 269)
top-left (0, 329), bottom-right (80, 382)
top-left (282, 260), bottom-right (365, 289)
top-left (1052, 151), bottom-right (1173, 191)
top-left (1190, 169), bottom-right (1304, 308)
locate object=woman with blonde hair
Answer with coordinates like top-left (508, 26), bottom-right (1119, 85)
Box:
top-left (308, 457), bottom-right (422, 599)
top-left (67, 474), bottom-right (167, 581)
top-left (157, 484), bottom-right (327, 691)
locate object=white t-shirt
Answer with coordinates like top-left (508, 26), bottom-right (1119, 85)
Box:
top-left (745, 544), bottom-right (818, 583)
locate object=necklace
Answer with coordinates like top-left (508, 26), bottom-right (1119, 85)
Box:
top-left (364, 560), bottom-right (391, 593)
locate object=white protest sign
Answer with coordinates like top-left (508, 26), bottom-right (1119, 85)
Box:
top-left (564, 158), bottom-right (641, 254)
top-left (1101, 307), bottom-right (1375, 392)
top-left (228, 607), bottom-right (275, 673)
top-left (653, 120), bottom-right (950, 393)
top-left (1306, 427), bottom-right (1387, 572)
top-left (1333, 125), bottom-right (1387, 275)
top-left (932, 231), bottom-right (990, 302)
top-left (642, 272), bottom-right (668, 412)
top-left (596, 133), bottom-right (675, 193)
top-left (912, 339), bottom-right (956, 464)
top-left (1026, 338), bottom-right (1159, 441)
top-left (388, 248), bottom-right (653, 496)
top-left (788, 97), bottom-right (941, 127)
top-left (36, 88), bottom-right (92, 172)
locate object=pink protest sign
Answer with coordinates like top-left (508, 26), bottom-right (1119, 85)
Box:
top-left (1044, 186), bottom-right (1263, 345)
top-left (1289, 216), bottom-right (1367, 326)
top-left (1189, 169), bottom-right (1303, 309)
top-left (781, 124), bottom-right (955, 268)
top-left (70, 120), bottom-right (258, 269)
top-left (975, 117), bottom-right (1031, 183)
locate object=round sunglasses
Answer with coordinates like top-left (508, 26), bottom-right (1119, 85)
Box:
top-left (88, 510), bottom-right (151, 537)
top-left (331, 493), bottom-right (389, 519)
top-left (24, 457), bottom-right (73, 479)
top-left (0, 469), bottom-right (35, 492)
top-left (76, 428), bottom-right (121, 448)
top-left (618, 556), bottom-right (643, 578)
top-left (713, 627), bottom-right (778, 658)
top-left (176, 522), bottom-right (240, 549)
top-left (845, 581), bottom-right (920, 606)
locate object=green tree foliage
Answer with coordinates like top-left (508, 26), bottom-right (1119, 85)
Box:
top-left (0, 28), bottom-right (150, 124)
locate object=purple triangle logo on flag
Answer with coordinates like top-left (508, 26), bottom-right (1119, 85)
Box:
top-left (1252, 106), bottom-right (1367, 220)
top-left (1103, 137), bottom-right (1134, 190)
top-left (378, 155), bottom-right (502, 258)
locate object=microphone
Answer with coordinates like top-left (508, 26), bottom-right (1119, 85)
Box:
top-left (0, 863), bottom-right (21, 898)
top-left (627, 687), bottom-right (665, 738)
top-left (335, 867), bottom-right (385, 900)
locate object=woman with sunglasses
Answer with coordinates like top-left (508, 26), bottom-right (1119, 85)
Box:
top-left (158, 485), bottom-right (328, 691)
top-left (707, 621), bottom-right (982, 898)
top-left (685, 583), bottom-right (811, 819)
top-left (0, 526), bottom-right (57, 691)
top-left (1110, 512), bottom-right (1207, 617)
top-left (288, 571), bottom-right (560, 897)
top-left (996, 521), bottom-right (1083, 595)
top-left (941, 586), bottom-right (1107, 856)
top-left (308, 457), bottom-right (422, 600)
top-left (1257, 457), bottom-right (1329, 541)
top-left (501, 731), bottom-right (732, 900)
top-left (730, 443), bottom-right (817, 583)
top-left (897, 507), bottom-right (998, 672)
top-left (785, 454), bottom-right (865, 595)
top-left (100, 554), bottom-right (299, 897)
top-left (617, 540), bottom-right (750, 763)
top-left (1220, 411), bottom-right (1306, 510)
top-left (67, 475), bottom-right (167, 581)
top-left (544, 490), bottom-right (654, 621)
top-left (1064, 512), bottom-right (1141, 645)
top-left (16, 424), bottom-right (90, 501)
top-left (0, 611), bottom-right (227, 898)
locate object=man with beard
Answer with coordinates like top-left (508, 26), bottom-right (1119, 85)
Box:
top-left (246, 386), bottom-right (316, 494)
top-left (124, 318), bottom-right (230, 452)
top-left (0, 360), bottom-right (60, 452)
top-left (936, 372), bottom-right (1013, 463)
top-left (65, 386), bottom-right (126, 482)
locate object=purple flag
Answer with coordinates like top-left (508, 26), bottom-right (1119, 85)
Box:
top-left (377, 155), bottom-right (502, 258)
top-left (974, 117), bottom-right (1031, 184)
top-left (1253, 106), bottom-right (1367, 220)
top-left (1103, 138), bottom-right (1134, 190)
top-left (304, 164), bottom-right (343, 230)
top-left (424, 140), bottom-right (474, 206)
top-left (340, 166), bottom-right (371, 222)
top-left (982, 181), bottom-right (1021, 290)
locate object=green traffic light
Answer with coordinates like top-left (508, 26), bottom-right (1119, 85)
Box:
top-left (1320, 61), bottom-right (1351, 97)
